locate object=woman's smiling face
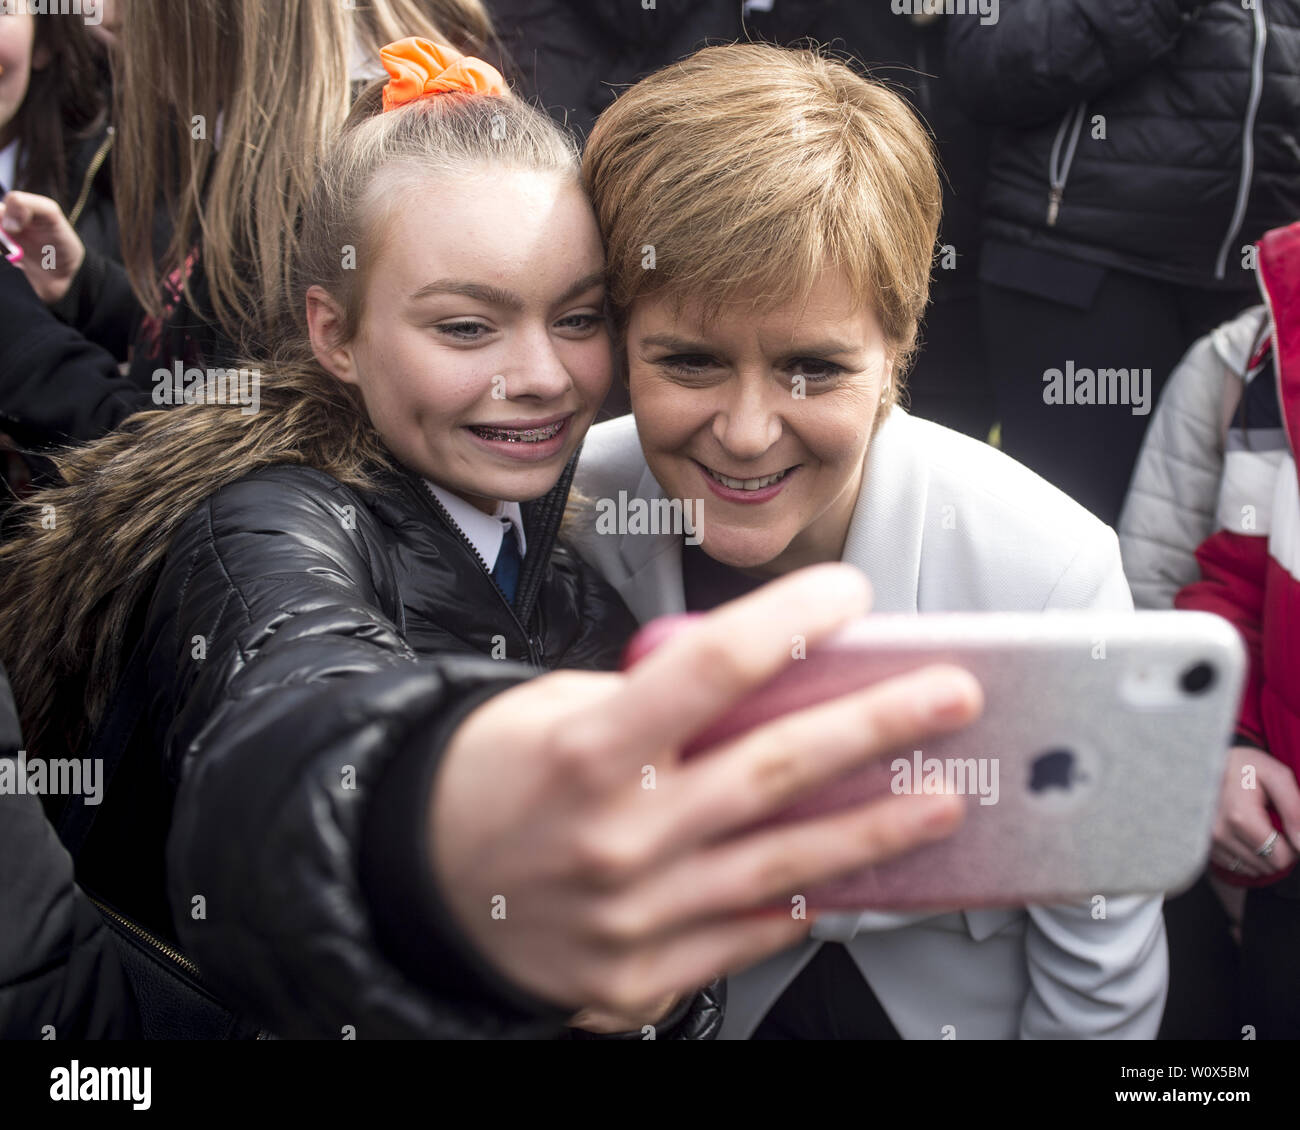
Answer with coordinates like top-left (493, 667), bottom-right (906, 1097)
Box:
top-left (627, 270), bottom-right (894, 575)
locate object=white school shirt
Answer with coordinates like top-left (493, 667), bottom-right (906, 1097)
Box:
top-left (424, 481), bottom-right (526, 571)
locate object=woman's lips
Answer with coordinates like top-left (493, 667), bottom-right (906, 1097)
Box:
top-left (465, 414), bottom-right (573, 461)
top-left (695, 459), bottom-right (799, 504)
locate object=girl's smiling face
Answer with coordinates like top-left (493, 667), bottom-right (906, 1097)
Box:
top-left (309, 166), bottom-right (611, 512)
top-left (627, 270), bottom-right (895, 575)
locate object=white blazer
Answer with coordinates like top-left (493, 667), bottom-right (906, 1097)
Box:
top-left (569, 407), bottom-right (1168, 1039)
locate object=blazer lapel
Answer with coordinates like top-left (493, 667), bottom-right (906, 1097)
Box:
top-left (841, 409), bottom-right (927, 614)
top-left (612, 464), bottom-right (687, 623)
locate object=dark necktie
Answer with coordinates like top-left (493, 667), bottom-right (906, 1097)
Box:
top-left (492, 526), bottom-right (523, 605)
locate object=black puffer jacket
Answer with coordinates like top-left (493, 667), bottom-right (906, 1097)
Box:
top-left (74, 453), bottom-right (724, 1039)
top-left (947, 0), bottom-right (1300, 288)
top-left (493, 0), bottom-right (745, 141)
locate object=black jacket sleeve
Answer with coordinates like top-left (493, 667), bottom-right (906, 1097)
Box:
top-left (0, 664), bottom-right (140, 1039)
top-left (146, 468), bottom-right (584, 1038)
top-left (48, 246), bottom-right (140, 364)
top-left (945, 0), bottom-right (1193, 126)
top-left (0, 261), bottom-right (151, 451)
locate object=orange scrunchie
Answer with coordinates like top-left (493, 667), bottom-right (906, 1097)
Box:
top-left (380, 37), bottom-right (507, 111)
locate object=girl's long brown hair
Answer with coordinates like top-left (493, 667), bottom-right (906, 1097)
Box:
top-left (0, 85), bottom-right (578, 760)
top-left (114, 0), bottom-right (494, 352)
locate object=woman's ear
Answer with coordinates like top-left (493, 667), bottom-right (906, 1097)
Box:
top-left (306, 285), bottom-right (358, 385)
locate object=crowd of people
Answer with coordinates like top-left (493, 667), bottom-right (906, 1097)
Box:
top-left (0, 0), bottom-right (1297, 1041)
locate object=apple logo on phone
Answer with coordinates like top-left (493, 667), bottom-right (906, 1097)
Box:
top-left (1029, 748), bottom-right (1087, 793)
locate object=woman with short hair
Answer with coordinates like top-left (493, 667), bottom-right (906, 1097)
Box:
top-left (572, 43), bottom-right (1169, 1040)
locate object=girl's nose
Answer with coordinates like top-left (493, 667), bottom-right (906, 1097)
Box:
top-left (503, 334), bottom-right (574, 401)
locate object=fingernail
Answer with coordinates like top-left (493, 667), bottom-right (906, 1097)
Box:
top-left (918, 673), bottom-right (975, 719)
top-left (914, 793), bottom-right (962, 831)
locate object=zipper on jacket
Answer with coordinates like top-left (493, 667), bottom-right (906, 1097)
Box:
top-left (1215, 0), bottom-right (1268, 280)
top-left (404, 478), bottom-right (542, 666)
top-left (1047, 102), bottom-right (1087, 227)
top-left (68, 126), bottom-right (114, 229)
top-left (91, 895), bottom-right (204, 979)
top-left (91, 896), bottom-right (272, 1039)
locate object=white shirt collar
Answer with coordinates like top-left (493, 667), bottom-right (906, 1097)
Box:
top-left (424, 481), bottom-right (526, 572)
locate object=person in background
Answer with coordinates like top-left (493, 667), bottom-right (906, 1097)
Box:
top-left (0, 0), bottom-right (496, 483)
top-left (1118, 296), bottom-right (1271, 1039)
top-left (948, 0), bottom-right (1300, 528)
top-left (1173, 221), bottom-right (1300, 1040)
top-left (0, 7), bottom-right (118, 499)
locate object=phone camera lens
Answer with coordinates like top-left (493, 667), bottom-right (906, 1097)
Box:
top-left (1181, 662), bottom-right (1216, 695)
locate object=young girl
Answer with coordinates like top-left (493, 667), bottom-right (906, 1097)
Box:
top-left (0, 40), bottom-right (977, 1039)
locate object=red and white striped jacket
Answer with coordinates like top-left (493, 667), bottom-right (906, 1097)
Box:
top-left (1176, 221), bottom-right (1300, 888)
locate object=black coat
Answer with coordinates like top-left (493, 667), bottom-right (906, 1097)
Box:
top-left (0, 261), bottom-right (147, 455)
top-left (0, 662), bottom-right (140, 1038)
top-left (947, 0), bottom-right (1300, 289)
top-left (71, 453), bottom-right (724, 1039)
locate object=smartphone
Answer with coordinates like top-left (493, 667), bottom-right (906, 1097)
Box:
top-left (624, 610), bottom-right (1246, 910)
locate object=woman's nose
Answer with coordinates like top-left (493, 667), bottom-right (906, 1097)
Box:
top-left (712, 380), bottom-right (782, 459)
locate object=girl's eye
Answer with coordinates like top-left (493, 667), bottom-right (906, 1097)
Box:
top-left (435, 321), bottom-right (491, 341)
top-left (554, 313), bottom-right (605, 333)
top-left (788, 359), bottom-right (845, 383)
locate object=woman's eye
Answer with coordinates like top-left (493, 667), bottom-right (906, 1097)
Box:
top-left (788, 358), bottom-right (845, 382)
top-left (435, 321), bottom-right (491, 341)
top-left (658, 354), bottom-right (717, 375)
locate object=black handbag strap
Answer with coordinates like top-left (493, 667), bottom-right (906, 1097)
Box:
top-left (55, 635), bottom-right (151, 862)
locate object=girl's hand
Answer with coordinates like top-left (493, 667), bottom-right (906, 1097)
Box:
top-left (430, 563), bottom-right (983, 1020)
top-left (0, 190), bottom-right (86, 303)
top-left (1210, 745), bottom-right (1300, 878)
